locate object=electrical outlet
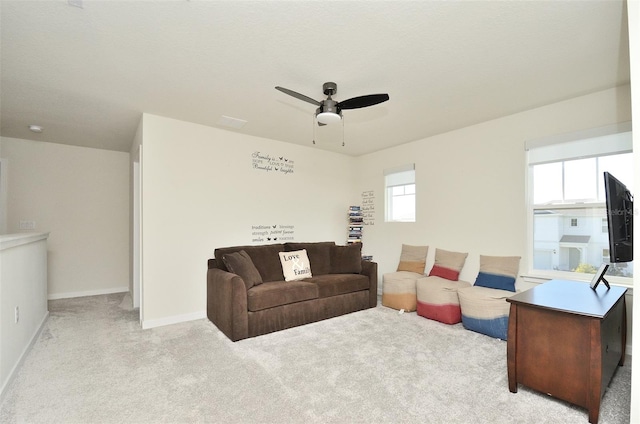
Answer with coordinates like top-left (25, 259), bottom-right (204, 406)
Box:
top-left (19, 220), bottom-right (35, 230)
top-left (15, 306), bottom-right (19, 324)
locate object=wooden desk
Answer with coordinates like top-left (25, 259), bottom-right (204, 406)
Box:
top-left (507, 279), bottom-right (626, 424)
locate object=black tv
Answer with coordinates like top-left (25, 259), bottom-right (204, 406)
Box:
top-left (593, 172), bottom-right (634, 290)
top-left (604, 171), bottom-right (633, 263)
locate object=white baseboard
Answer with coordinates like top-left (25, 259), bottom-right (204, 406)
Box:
top-left (142, 310), bottom-right (207, 330)
top-left (48, 286), bottom-right (129, 300)
top-left (0, 311), bottom-right (49, 405)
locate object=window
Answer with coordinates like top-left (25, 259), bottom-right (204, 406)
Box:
top-left (385, 164), bottom-right (415, 222)
top-left (527, 123), bottom-right (633, 282)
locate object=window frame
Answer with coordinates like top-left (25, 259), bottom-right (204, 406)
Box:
top-left (384, 164), bottom-right (416, 223)
top-left (525, 123), bottom-right (633, 287)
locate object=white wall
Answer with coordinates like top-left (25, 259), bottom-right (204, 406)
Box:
top-left (130, 119), bottom-right (143, 311)
top-left (0, 158), bottom-right (7, 234)
top-left (139, 114), bottom-right (355, 327)
top-left (0, 233), bottom-right (48, 403)
top-left (354, 85), bottom-right (632, 287)
top-left (628, 0), bottom-right (639, 421)
top-left (1, 138), bottom-right (130, 298)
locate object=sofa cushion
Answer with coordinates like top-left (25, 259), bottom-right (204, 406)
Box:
top-left (215, 243), bottom-right (286, 282)
top-left (279, 249), bottom-right (313, 281)
top-left (330, 243), bottom-right (362, 274)
top-left (473, 255), bottom-right (521, 292)
top-left (308, 274), bottom-right (370, 298)
top-left (221, 250), bottom-right (263, 289)
top-left (428, 248), bottom-right (468, 281)
top-left (247, 280), bottom-right (319, 312)
top-left (285, 242), bottom-right (335, 275)
top-left (396, 244), bottom-right (429, 274)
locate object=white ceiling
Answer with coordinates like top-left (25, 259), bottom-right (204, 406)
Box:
top-left (0, 0), bottom-right (631, 156)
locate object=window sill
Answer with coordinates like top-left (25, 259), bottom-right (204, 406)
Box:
top-left (521, 273), bottom-right (634, 292)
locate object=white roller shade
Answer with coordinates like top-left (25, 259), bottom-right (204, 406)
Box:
top-left (526, 122), bottom-right (632, 165)
top-left (384, 163), bottom-right (415, 186)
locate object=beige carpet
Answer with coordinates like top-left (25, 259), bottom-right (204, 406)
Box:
top-left (0, 293), bottom-right (631, 423)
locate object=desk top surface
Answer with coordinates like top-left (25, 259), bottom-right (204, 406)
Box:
top-left (507, 279), bottom-right (627, 318)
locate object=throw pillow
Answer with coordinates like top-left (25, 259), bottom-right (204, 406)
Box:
top-left (215, 244), bottom-right (286, 282)
top-left (396, 244), bottom-right (428, 274)
top-left (429, 248), bottom-right (468, 281)
top-left (473, 255), bottom-right (521, 292)
top-left (279, 249), bottom-right (313, 281)
top-left (330, 243), bottom-right (362, 274)
top-left (222, 250), bottom-right (263, 289)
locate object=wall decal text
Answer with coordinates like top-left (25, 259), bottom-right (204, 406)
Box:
top-left (252, 151), bottom-right (295, 174)
top-left (251, 224), bottom-right (296, 243)
top-left (362, 190), bottom-right (375, 226)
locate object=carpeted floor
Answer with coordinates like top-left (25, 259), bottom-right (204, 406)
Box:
top-left (0, 293), bottom-right (632, 423)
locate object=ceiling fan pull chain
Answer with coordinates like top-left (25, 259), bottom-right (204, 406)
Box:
top-left (342, 116), bottom-right (345, 147)
top-left (312, 114), bottom-right (316, 144)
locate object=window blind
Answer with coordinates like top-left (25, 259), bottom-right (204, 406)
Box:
top-left (526, 122), bottom-right (632, 165)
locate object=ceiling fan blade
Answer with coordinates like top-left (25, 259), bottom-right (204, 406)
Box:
top-left (275, 86), bottom-right (322, 106)
top-left (338, 93), bottom-right (389, 110)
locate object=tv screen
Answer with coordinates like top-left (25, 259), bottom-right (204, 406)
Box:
top-left (604, 171), bottom-right (633, 263)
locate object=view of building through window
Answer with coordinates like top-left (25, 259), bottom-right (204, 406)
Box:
top-left (531, 152), bottom-right (633, 278)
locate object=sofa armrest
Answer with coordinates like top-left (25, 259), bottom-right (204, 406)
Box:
top-left (207, 268), bottom-right (249, 341)
top-left (360, 260), bottom-right (378, 307)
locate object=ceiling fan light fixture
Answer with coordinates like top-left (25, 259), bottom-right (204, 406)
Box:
top-left (316, 111), bottom-right (341, 125)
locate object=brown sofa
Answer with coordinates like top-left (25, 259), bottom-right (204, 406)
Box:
top-left (207, 241), bottom-right (378, 341)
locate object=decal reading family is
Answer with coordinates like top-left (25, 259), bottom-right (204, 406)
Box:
top-left (251, 224), bottom-right (296, 243)
top-left (251, 151), bottom-right (295, 174)
top-left (362, 190), bottom-right (375, 225)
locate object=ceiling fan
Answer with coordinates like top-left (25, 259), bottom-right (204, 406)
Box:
top-left (275, 82), bottom-right (389, 125)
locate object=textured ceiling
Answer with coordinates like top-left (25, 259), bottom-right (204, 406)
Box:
top-left (0, 1), bottom-right (631, 156)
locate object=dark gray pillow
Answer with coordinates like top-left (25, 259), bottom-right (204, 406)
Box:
top-left (222, 250), bottom-right (263, 289)
top-left (330, 243), bottom-right (362, 274)
top-left (285, 242), bottom-right (334, 275)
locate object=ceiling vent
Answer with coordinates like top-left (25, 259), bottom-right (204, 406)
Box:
top-left (217, 115), bottom-right (247, 129)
